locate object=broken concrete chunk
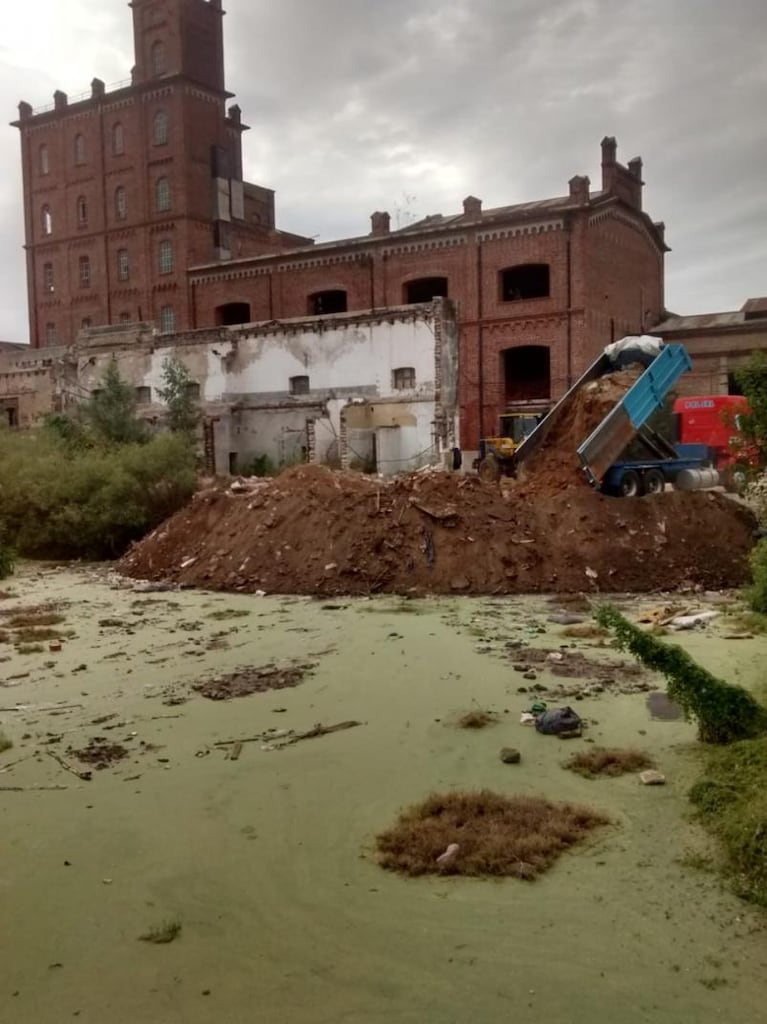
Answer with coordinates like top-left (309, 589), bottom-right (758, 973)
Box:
top-left (639, 770), bottom-right (666, 786)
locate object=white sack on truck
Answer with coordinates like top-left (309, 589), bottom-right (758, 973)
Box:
top-left (605, 335), bottom-right (664, 370)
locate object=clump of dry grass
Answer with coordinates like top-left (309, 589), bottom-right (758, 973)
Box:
top-left (376, 789), bottom-right (609, 878)
top-left (7, 612), bottom-right (66, 628)
top-left (456, 710), bottom-right (498, 730)
top-left (564, 747), bottom-right (654, 778)
top-left (139, 918), bottom-right (181, 944)
top-left (16, 643), bottom-right (45, 654)
top-left (12, 627), bottom-right (63, 643)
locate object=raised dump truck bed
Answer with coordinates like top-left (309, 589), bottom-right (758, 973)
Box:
top-left (512, 338), bottom-right (707, 496)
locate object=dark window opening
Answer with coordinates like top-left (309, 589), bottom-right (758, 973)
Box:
top-left (3, 406), bottom-right (19, 428)
top-left (392, 367), bottom-right (416, 390)
top-left (500, 264), bottom-right (550, 302)
top-left (215, 302), bottom-right (251, 326)
top-left (135, 386), bottom-right (152, 405)
top-left (404, 277), bottom-right (448, 304)
top-left (308, 290), bottom-right (347, 315)
top-left (290, 375), bottom-right (310, 396)
top-left (727, 372), bottom-right (744, 396)
top-left (185, 382), bottom-right (201, 400)
top-left (503, 345), bottom-right (551, 403)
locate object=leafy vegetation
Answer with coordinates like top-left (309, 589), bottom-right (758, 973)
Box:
top-left (0, 520), bottom-right (15, 580)
top-left (735, 352), bottom-right (767, 465)
top-left (0, 430), bottom-right (195, 559)
top-left (82, 357), bottom-right (149, 446)
top-left (596, 605), bottom-right (767, 744)
top-left (689, 737), bottom-right (767, 906)
top-left (746, 539), bottom-right (767, 614)
top-left (157, 357), bottom-right (201, 438)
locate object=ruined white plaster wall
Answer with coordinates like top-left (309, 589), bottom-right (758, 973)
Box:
top-left (77, 302), bottom-right (459, 475)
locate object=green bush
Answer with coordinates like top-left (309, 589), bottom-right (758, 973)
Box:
top-left (747, 538), bottom-right (767, 614)
top-left (0, 430), bottom-right (196, 559)
top-left (240, 454), bottom-right (277, 478)
top-left (596, 604), bottom-right (767, 744)
top-left (690, 738), bottom-right (767, 906)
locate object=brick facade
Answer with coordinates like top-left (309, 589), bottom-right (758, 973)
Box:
top-left (14, 0), bottom-right (309, 350)
top-left (14, 2), bottom-right (667, 451)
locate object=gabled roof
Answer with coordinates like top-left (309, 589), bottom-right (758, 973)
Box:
top-left (655, 298), bottom-right (767, 334)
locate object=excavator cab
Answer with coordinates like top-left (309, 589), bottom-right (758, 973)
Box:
top-left (477, 412), bottom-right (546, 481)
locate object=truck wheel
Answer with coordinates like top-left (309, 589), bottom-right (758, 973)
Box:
top-left (619, 470), bottom-right (643, 498)
top-left (643, 469), bottom-right (665, 495)
top-left (478, 454), bottom-right (502, 483)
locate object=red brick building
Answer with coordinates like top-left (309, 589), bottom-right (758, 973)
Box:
top-left (13, 0), bottom-right (309, 349)
top-left (15, 0), bottom-right (667, 449)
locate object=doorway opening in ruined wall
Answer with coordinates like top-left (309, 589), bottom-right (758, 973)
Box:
top-left (502, 345), bottom-right (551, 405)
top-left (1, 402), bottom-right (19, 427)
top-left (308, 290), bottom-right (348, 315)
top-left (215, 302), bottom-right (252, 326)
top-left (403, 277), bottom-right (449, 304)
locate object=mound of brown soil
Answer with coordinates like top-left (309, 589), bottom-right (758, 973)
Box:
top-left (117, 464), bottom-right (756, 596)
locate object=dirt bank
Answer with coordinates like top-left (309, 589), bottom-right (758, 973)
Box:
top-left (118, 465), bottom-right (756, 595)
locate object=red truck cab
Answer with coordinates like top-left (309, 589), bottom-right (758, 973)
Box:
top-left (672, 395), bottom-right (757, 487)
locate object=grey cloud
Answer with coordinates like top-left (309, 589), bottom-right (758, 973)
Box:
top-left (0, 0), bottom-right (764, 341)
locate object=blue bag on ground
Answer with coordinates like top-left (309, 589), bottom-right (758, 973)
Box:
top-left (535, 706), bottom-right (583, 736)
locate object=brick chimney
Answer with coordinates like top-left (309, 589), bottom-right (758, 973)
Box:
top-left (568, 175), bottom-right (590, 205)
top-left (370, 211), bottom-right (391, 237)
top-left (54, 90), bottom-right (68, 112)
top-left (17, 101), bottom-right (32, 121)
top-left (91, 78), bottom-right (105, 100)
top-left (601, 135), bottom-right (617, 191)
top-left (463, 195), bottom-right (482, 219)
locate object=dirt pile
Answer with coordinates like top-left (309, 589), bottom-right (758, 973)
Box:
top-left (117, 464), bottom-right (756, 596)
top-left (516, 369), bottom-right (641, 496)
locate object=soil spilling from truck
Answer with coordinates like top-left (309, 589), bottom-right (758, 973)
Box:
top-left (118, 464), bottom-right (756, 596)
top-left (514, 369), bottom-right (642, 497)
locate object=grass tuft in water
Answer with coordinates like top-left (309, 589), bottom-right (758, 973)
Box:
top-left (139, 918), bottom-right (182, 944)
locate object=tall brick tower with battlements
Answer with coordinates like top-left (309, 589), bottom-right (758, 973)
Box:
top-left (13, 0), bottom-right (310, 347)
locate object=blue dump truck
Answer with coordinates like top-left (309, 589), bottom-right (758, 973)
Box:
top-left (511, 337), bottom-right (720, 497)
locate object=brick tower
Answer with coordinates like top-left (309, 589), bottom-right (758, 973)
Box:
top-left (14, 0), bottom-right (303, 347)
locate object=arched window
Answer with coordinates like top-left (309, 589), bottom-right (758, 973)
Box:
top-left (43, 262), bottom-right (54, 293)
top-left (158, 239), bottom-right (174, 275)
top-left (403, 277), bottom-right (448, 304)
top-left (115, 186), bottom-right (127, 221)
top-left (117, 248), bottom-right (130, 282)
top-left (502, 345), bottom-right (551, 403)
top-left (155, 177), bottom-right (171, 212)
top-left (499, 264), bottom-right (551, 302)
top-left (42, 205), bottom-right (53, 236)
top-left (39, 144), bottom-right (49, 175)
top-left (308, 290), bottom-right (347, 315)
top-left (78, 255), bottom-right (91, 289)
top-left (215, 302), bottom-right (252, 326)
top-left (74, 134), bottom-right (86, 165)
top-left (112, 123), bottom-right (124, 156)
top-left (151, 40), bottom-right (166, 76)
top-left (77, 195), bottom-right (88, 227)
top-left (159, 306), bottom-right (175, 334)
top-left (153, 110), bottom-right (169, 146)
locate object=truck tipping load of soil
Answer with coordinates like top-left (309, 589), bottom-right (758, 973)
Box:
top-left (118, 464), bottom-right (755, 596)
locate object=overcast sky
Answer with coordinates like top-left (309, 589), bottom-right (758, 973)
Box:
top-left (0, 0), bottom-right (764, 342)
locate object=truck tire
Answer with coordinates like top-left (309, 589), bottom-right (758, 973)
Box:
top-left (619, 469), bottom-right (643, 498)
top-left (643, 469), bottom-right (665, 495)
top-left (478, 454), bottom-right (502, 483)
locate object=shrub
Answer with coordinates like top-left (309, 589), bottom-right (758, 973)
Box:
top-left (747, 538), bottom-right (767, 614)
top-left (0, 430), bottom-right (196, 559)
top-left (0, 523), bottom-right (14, 580)
top-left (596, 604), bottom-right (767, 744)
top-left (564, 747), bottom-right (654, 778)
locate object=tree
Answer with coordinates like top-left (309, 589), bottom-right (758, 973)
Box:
top-left (157, 357), bottom-right (201, 438)
top-left (83, 358), bottom-right (148, 446)
top-left (735, 352), bottom-right (767, 465)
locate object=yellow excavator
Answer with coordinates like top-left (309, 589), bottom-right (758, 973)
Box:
top-left (476, 411), bottom-right (547, 481)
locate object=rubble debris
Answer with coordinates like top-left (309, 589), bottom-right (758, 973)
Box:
top-left (117, 464), bottom-right (756, 597)
top-left (69, 739), bottom-right (129, 770)
top-left (193, 662), bottom-right (314, 701)
top-left (499, 747), bottom-right (522, 764)
top-left (639, 770), bottom-right (667, 786)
